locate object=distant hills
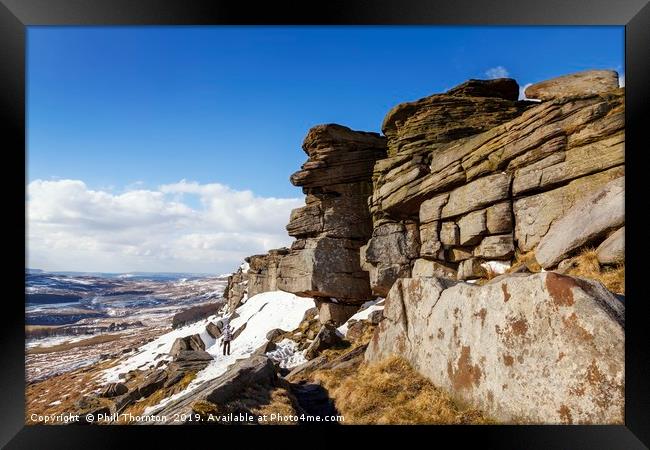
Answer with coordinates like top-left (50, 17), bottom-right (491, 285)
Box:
top-left (26, 269), bottom-right (217, 281)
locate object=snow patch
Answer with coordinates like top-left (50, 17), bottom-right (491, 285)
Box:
top-left (481, 260), bottom-right (511, 275)
top-left (337, 298), bottom-right (384, 336)
top-left (266, 338), bottom-right (307, 369)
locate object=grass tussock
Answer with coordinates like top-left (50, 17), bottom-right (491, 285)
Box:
top-left (566, 248), bottom-right (625, 294)
top-left (507, 250), bottom-right (542, 274)
top-left (311, 355), bottom-right (493, 425)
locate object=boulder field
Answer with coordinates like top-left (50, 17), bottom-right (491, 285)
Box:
top-left (221, 69), bottom-right (625, 423)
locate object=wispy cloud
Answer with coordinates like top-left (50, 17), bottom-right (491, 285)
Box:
top-left (27, 179), bottom-right (302, 274)
top-left (485, 66), bottom-right (510, 79)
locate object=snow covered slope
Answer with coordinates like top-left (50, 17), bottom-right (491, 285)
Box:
top-left (100, 290), bottom-right (313, 414)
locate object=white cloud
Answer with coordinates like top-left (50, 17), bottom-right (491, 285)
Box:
top-left (485, 66), bottom-right (510, 79)
top-left (619, 75), bottom-right (625, 87)
top-left (518, 82), bottom-right (533, 100)
top-left (27, 179), bottom-right (302, 275)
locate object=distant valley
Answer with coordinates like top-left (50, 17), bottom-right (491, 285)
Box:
top-left (25, 270), bottom-right (228, 382)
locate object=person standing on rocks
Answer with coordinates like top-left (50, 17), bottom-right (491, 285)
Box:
top-left (221, 321), bottom-right (233, 356)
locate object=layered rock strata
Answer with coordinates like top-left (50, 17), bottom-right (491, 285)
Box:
top-left (224, 248), bottom-right (289, 312)
top-left (277, 124), bottom-right (387, 306)
top-left (361, 71), bottom-right (624, 292)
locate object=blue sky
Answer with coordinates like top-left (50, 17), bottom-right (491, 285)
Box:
top-left (26, 26), bottom-right (624, 273)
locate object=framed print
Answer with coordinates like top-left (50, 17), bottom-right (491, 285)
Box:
top-left (2, 0), bottom-right (649, 448)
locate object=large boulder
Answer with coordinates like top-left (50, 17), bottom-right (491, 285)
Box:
top-left (411, 258), bottom-right (457, 279)
top-left (150, 356), bottom-right (278, 422)
top-left (316, 300), bottom-right (359, 326)
top-left (535, 177), bottom-right (624, 268)
top-left (365, 274), bottom-right (624, 424)
top-left (169, 334), bottom-right (206, 358)
top-left (99, 382), bottom-right (128, 398)
top-left (596, 227), bottom-right (624, 265)
top-left (524, 70), bottom-right (619, 101)
top-left (135, 369), bottom-right (169, 399)
top-left (205, 321), bottom-right (222, 339)
top-left (167, 350), bottom-right (213, 373)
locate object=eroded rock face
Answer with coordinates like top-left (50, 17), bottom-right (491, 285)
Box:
top-left (360, 221), bottom-right (420, 296)
top-left (361, 70), bottom-right (624, 295)
top-left (247, 249), bottom-right (290, 297)
top-left (365, 274), bottom-right (624, 424)
top-left (535, 177), bottom-right (624, 268)
top-left (225, 248), bottom-right (289, 312)
top-left (513, 167), bottom-right (624, 253)
top-left (278, 124), bottom-right (387, 305)
top-left (224, 268), bottom-right (248, 312)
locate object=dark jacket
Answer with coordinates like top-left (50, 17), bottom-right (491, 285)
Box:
top-left (222, 324), bottom-right (233, 341)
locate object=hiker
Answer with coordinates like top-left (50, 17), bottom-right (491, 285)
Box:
top-left (221, 321), bottom-right (233, 356)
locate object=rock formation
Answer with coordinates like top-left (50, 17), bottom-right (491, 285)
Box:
top-left (596, 226), bottom-right (624, 265)
top-left (365, 273), bottom-right (624, 424)
top-left (224, 248), bottom-right (289, 311)
top-left (277, 124), bottom-right (387, 311)
top-left (217, 69), bottom-right (625, 425)
top-left (359, 70), bottom-right (624, 292)
top-left (150, 355), bottom-right (279, 423)
top-left (535, 176), bottom-right (624, 268)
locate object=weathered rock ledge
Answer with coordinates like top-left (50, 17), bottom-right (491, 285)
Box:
top-left (366, 273), bottom-right (624, 424)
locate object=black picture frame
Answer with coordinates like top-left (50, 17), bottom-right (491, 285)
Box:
top-left (2, 0), bottom-right (648, 448)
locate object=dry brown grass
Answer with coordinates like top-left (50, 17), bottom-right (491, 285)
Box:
top-left (311, 356), bottom-right (493, 425)
top-left (251, 385), bottom-right (300, 425)
top-left (25, 324), bottom-right (65, 339)
top-left (25, 359), bottom-right (118, 423)
top-left (192, 382), bottom-right (300, 425)
top-left (507, 250), bottom-right (542, 274)
top-left (565, 248), bottom-right (625, 294)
